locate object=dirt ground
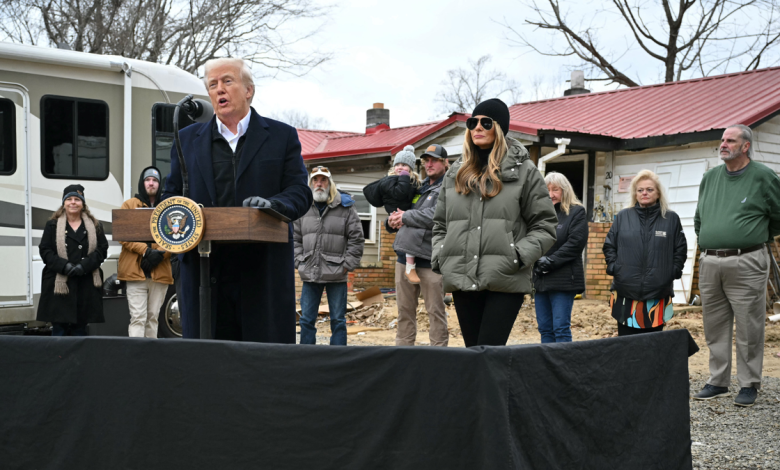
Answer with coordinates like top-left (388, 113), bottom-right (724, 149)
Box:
top-left (302, 295), bottom-right (780, 378)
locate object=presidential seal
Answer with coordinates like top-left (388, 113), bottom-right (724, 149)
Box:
top-left (150, 197), bottom-right (205, 253)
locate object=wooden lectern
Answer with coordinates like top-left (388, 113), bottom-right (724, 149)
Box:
top-left (112, 207), bottom-right (289, 338)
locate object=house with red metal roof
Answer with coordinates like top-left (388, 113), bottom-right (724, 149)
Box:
top-left (299, 68), bottom-right (780, 300)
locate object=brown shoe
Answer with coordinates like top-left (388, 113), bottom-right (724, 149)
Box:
top-left (405, 268), bottom-right (421, 284)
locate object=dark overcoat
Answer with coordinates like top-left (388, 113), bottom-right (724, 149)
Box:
top-left (533, 204), bottom-right (588, 294)
top-left (163, 109), bottom-right (312, 343)
top-left (37, 219), bottom-right (108, 324)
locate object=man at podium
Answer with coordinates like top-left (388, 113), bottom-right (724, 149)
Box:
top-left (163, 57), bottom-right (312, 343)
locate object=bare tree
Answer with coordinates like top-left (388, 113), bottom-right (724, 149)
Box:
top-left (501, 0), bottom-right (780, 87)
top-left (435, 55), bottom-right (521, 113)
top-left (0, 0), bottom-right (332, 76)
top-left (268, 109), bottom-right (330, 130)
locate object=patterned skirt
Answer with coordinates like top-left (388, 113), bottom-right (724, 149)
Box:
top-left (610, 293), bottom-right (674, 329)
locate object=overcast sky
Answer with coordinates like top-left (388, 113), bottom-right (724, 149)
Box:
top-left (252, 0), bottom-right (599, 132)
top-left (250, 0), bottom-right (772, 133)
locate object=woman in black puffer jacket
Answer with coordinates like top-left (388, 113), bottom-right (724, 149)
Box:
top-left (533, 172), bottom-right (588, 343)
top-left (603, 170), bottom-right (687, 336)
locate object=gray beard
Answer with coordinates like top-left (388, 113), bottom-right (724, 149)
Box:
top-left (312, 189), bottom-right (328, 203)
top-left (720, 148), bottom-right (740, 161)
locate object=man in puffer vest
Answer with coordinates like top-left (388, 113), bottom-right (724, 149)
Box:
top-left (118, 167), bottom-right (173, 338)
top-left (294, 166), bottom-right (365, 345)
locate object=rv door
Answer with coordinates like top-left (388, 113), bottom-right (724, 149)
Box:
top-left (0, 84), bottom-right (32, 312)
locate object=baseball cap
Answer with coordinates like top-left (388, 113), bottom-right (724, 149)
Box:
top-left (421, 144), bottom-right (448, 160)
top-left (310, 166), bottom-right (331, 178)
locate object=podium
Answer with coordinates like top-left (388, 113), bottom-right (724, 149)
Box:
top-left (112, 207), bottom-right (289, 338)
top-left (112, 207), bottom-right (288, 243)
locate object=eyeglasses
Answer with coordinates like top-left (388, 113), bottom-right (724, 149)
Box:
top-left (466, 117), bottom-right (494, 131)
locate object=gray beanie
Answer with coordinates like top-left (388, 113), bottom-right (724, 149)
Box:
top-left (393, 145), bottom-right (416, 169)
top-left (142, 168), bottom-right (161, 182)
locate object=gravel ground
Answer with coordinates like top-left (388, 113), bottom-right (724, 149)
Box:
top-left (690, 373), bottom-right (780, 469)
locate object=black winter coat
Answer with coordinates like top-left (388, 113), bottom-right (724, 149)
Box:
top-left (603, 203), bottom-right (687, 300)
top-left (37, 219), bottom-right (108, 324)
top-left (533, 204), bottom-right (588, 293)
top-left (363, 174), bottom-right (417, 214)
top-left (163, 110), bottom-right (312, 343)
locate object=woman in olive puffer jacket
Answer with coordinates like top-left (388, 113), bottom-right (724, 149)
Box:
top-left (432, 99), bottom-right (557, 347)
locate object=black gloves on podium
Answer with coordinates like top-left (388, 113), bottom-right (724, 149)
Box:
top-left (242, 196), bottom-right (272, 209)
top-left (243, 196), bottom-right (287, 218)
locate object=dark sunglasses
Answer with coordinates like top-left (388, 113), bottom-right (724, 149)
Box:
top-left (466, 117), bottom-right (494, 131)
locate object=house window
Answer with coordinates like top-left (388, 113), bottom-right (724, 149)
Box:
top-left (151, 103), bottom-right (196, 187)
top-left (0, 98), bottom-right (15, 175)
top-left (41, 96), bottom-right (108, 180)
top-left (337, 184), bottom-right (376, 244)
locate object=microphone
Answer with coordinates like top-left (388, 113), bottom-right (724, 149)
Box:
top-left (180, 98), bottom-right (214, 123)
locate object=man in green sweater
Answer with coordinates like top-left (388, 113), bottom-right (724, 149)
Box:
top-left (693, 124), bottom-right (780, 407)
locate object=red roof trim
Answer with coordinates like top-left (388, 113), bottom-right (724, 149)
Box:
top-left (303, 147), bottom-right (394, 161)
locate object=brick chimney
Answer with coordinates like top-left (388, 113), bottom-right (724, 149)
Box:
top-left (564, 71), bottom-right (590, 96)
top-left (366, 103), bottom-right (390, 134)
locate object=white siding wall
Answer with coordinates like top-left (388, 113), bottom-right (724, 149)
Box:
top-left (331, 169), bottom-right (387, 266)
top-left (754, 115), bottom-right (780, 175)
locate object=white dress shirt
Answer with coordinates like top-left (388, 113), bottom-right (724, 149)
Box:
top-left (216, 109), bottom-right (252, 152)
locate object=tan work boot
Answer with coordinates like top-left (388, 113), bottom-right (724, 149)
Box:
top-left (405, 267), bottom-right (420, 284)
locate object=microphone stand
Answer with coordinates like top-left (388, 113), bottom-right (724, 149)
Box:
top-left (173, 94), bottom-right (212, 340)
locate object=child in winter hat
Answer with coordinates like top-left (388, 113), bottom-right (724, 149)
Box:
top-left (362, 145), bottom-right (423, 283)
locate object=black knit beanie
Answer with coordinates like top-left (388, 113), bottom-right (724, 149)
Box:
top-left (472, 98), bottom-right (510, 136)
top-left (62, 184), bottom-right (86, 204)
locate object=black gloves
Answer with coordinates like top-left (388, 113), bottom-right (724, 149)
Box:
top-left (64, 262), bottom-right (86, 276)
top-left (63, 262), bottom-right (76, 276)
top-left (71, 264), bottom-right (85, 276)
top-left (536, 256), bottom-right (553, 274)
top-left (146, 249), bottom-right (165, 268)
top-left (242, 196), bottom-right (272, 209)
top-left (141, 258), bottom-right (152, 273)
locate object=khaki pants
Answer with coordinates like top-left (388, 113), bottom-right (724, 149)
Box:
top-left (395, 262), bottom-right (448, 347)
top-left (699, 248), bottom-right (769, 389)
top-left (126, 279), bottom-right (169, 338)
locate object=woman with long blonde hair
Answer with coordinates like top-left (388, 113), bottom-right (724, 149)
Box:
top-left (432, 98), bottom-right (557, 346)
top-left (603, 170), bottom-right (687, 336)
top-left (532, 172), bottom-right (588, 343)
top-left (37, 184), bottom-right (108, 336)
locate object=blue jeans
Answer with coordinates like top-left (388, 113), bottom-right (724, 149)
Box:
top-left (534, 291), bottom-right (575, 343)
top-left (52, 322), bottom-right (88, 336)
top-left (299, 282), bottom-right (348, 345)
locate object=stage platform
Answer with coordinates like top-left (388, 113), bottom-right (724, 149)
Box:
top-left (0, 331), bottom-right (698, 469)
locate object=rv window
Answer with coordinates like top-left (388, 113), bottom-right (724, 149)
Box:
top-left (0, 98), bottom-right (15, 175)
top-left (152, 103), bottom-right (196, 186)
top-left (41, 96), bottom-right (108, 180)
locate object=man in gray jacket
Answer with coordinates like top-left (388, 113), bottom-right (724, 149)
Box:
top-left (294, 166), bottom-right (365, 345)
top-left (387, 145), bottom-right (450, 347)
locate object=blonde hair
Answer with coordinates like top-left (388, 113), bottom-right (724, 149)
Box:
top-left (544, 172), bottom-right (582, 215)
top-left (387, 164), bottom-right (423, 188)
top-left (309, 175), bottom-right (339, 205)
top-left (50, 202), bottom-right (101, 228)
top-left (203, 58), bottom-right (255, 103)
top-left (629, 170), bottom-right (670, 217)
top-left (455, 122), bottom-right (508, 199)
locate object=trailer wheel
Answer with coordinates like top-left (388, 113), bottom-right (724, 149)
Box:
top-left (157, 285), bottom-right (182, 338)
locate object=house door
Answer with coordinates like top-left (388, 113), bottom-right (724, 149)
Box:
top-left (655, 159), bottom-right (708, 303)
